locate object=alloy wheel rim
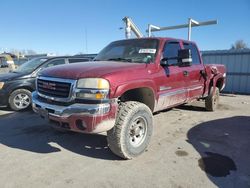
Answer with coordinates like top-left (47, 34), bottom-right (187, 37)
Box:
top-left (13, 93), bottom-right (30, 109)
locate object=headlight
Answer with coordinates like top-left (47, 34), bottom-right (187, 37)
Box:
top-left (0, 82), bottom-right (4, 89)
top-left (76, 78), bottom-right (109, 100)
top-left (77, 78), bottom-right (109, 89)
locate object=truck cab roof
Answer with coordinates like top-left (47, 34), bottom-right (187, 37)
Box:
top-left (114, 37), bottom-right (197, 45)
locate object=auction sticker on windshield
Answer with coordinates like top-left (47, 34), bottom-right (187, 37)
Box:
top-left (139, 49), bottom-right (156, 54)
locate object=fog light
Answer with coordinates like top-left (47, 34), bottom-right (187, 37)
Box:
top-left (75, 119), bottom-right (87, 130)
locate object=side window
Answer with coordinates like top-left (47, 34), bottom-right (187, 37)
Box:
top-left (183, 43), bottom-right (201, 65)
top-left (163, 42), bottom-right (181, 65)
top-left (44, 59), bottom-right (66, 68)
top-left (68, 58), bottom-right (89, 63)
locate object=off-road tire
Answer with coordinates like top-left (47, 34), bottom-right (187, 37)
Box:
top-left (107, 101), bottom-right (153, 159)
top-left (9, 89), bottom-right (32, 111)
top-left (205, 87), bottom-right (220, 111)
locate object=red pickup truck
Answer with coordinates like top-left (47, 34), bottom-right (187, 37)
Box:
top-left (32, 38), bottom-right (226, 159)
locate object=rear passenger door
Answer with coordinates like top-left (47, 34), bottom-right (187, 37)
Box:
top-left (182, 42), bottom-right (205, 100)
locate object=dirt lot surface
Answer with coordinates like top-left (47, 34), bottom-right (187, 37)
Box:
top-left (0, 95), bottom-right (250, 188)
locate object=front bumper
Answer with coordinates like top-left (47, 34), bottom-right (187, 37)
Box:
top-left (32, 92), bottom-right (118, 133)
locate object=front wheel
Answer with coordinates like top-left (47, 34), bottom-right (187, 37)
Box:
top-left (9, 89), bottom-right (32, 111)
top-left (205, 87), bottom-right (220, 111)
top-left (107, 101), bottom-right (153, 159)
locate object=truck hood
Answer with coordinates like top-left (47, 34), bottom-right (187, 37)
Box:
top-left (40, 61), bottom-right (146, 79)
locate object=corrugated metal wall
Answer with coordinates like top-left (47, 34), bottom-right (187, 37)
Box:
top-left (202, 49), bottom-right (250, 94)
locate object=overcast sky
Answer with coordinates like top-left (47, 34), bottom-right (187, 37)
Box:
top-left (1, 0), bottom-right (250, 55)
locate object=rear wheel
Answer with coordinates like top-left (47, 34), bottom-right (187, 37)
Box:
top-left (9, 89), bottom-right (32, 111)
top-left (205, 87), bottom-right (220, 111)
top-left (107, 101), bottom-right (153, 159)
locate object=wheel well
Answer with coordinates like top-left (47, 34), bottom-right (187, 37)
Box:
top-left (119, 88), bottom-right (155, 112)
top-left (10, 86), bottom-right (33, 94)
top-left (209, 77), bottom-right (224, 91)
top-left (216, 78), bottom-right (224, 91)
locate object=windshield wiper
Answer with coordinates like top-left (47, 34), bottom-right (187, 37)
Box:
top-left (107, 58), bottom-right (133, 62)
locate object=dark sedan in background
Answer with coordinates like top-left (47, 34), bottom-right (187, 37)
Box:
top-left (0, 55), bottom-right (95, 111)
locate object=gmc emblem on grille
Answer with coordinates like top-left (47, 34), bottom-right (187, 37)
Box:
top-left (42, 82), bottom-right (56, 90)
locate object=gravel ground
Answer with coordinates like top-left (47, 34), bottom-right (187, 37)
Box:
top-left (0, 94), bottom-right (250, 188)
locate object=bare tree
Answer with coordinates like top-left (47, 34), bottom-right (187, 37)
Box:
top-left (231, 40), bottom-right (249, 50)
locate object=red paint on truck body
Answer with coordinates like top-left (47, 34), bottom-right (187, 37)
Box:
top-left (37, 37), bottom-right (226, 133)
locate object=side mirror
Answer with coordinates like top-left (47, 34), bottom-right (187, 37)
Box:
top-left (160, 58), bottom-right (168, 66)
top-left (178, 49), bottom-right (192, 67)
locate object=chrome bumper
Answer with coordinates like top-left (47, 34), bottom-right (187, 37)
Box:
top-left (32, 91), bottom-right (112, 118)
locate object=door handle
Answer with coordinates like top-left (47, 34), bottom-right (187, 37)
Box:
top-left (183, 70), bottom-right (189, 76)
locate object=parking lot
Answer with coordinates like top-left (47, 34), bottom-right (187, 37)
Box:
top-left (0, 94), bottom-right (249, 188)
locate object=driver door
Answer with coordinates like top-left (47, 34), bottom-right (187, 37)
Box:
top-left (155, 41), bottom-right (188, 111)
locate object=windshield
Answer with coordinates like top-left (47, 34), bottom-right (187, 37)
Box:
top-left (14, 57), bottom-right (48, 73)
top-left (95, 39), bottom-right (159, 63)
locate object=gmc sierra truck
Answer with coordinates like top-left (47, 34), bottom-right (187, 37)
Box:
top-left (32, 38), bottom-right (226, 159)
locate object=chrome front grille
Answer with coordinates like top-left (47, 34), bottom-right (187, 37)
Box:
top-left (37, 76), bottom-right (76, 102)
top-left (38, 79), bottom-right (71, 98)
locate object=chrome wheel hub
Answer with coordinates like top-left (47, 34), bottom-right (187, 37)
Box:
top-left (129, 116), bottom-right (147, 147)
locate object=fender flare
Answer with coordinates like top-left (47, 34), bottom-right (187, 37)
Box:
top-left (112, 80), bottom-right (157, 99)
top-left (211, 73), bottom-right (224, 95)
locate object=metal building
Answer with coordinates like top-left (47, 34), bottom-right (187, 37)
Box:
top-left (202, 49), bottom-right (250, 94)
